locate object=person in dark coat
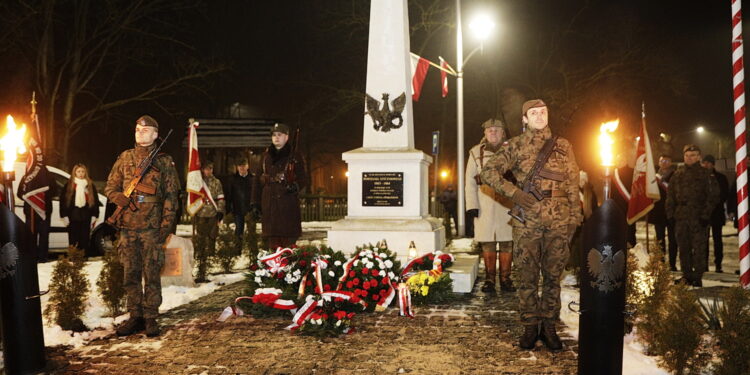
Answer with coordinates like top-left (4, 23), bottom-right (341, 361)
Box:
top-left (225, 158), bottom-right (255, 242)
top-left (252, 123), bottom-right (306, 250)
top-left (60, 163), bottom-right (101, 256)
top-left (648, 154), bottom-right (678, 270)
top-left (701, 155), bottom-right (729, 273)
top-left (439, 184), bottom-right (458, 236)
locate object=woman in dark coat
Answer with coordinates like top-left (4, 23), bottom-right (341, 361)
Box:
top-left (60, 163), bottom-right (101, 256)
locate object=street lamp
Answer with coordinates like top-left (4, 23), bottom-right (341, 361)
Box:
top-left (456, 1), bottom-right (495, 237)
top-left (696, 126), bottom-right (705, 134)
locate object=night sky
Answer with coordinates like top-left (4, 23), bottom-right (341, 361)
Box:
top-left (0, 0), bottom-right (744, 187)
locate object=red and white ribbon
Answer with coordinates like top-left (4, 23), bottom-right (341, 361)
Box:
top-left (260, 247), bottom-right (294, 273)
top-left (732, 0), bottom-right (750, 288)
top-left (401, 252), bottom-right (455, 276)
top-left (397, 283), bottom-right (414, 318)
top-left (217, 291), bottom-right (297, 322)
top-left (286, 291), bottom-right (361, 331)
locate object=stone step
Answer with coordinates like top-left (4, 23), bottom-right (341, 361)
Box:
top-left (447, 253), bottom-right (479, 293)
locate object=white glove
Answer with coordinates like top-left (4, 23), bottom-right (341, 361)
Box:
top-left (62, 217), bottom-right (69, 226)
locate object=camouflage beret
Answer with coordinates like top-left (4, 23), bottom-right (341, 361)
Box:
top-left (201, 161), bottom-right (214, 169)
top-left (521, 99), bottom-right (547, 115)
top-left (683, 144), bottom-right (701, 153)
top-left (135, 115), bottom-right (158, 129)
top-left (271, 123), bottom-right (290, 135)
top-left (481, 118), bottom-right (506, 130)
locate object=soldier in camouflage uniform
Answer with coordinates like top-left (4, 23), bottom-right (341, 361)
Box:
top-left (106, 115), bottom-right (180, 337)
top-left (665, 144), bottom-right (719, 287)
top-left (193, 161), bottom-right (225, 282)
top-left (480, 99), bottom-right (581, 351)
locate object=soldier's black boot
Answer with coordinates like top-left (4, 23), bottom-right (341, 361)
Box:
top-left (145, 318), bottom-right (160, 337)
top-left (500, 278), bottom-right (516, 292)
top-left (519, 323), bottom-right (539, 350)
top-left (116, 317), bottom-right (145, 336)
top-left (540, 320), bottom-right (563, 352)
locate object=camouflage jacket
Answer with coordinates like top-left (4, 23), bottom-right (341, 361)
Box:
top-left (105, 144), bottom-right (180, 232)
top-left (479, 126), bottom-right (582, 228)
top-left (665, 162), bottom-right (719, 221)
top-left (196, 175), bottom-right (225, 218)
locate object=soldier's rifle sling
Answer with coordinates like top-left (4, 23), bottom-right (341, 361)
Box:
top-left (106, 129), bottom-right (173, 227)
top-left (508, 135), bottom-right (559, 223)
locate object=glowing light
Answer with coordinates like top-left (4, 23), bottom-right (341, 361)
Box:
top-left (696, 126), bottom-right (705, 134)
top-left (440, 170), bottom-right (449, 179)
top-left (408, 241), bottom-right (418, 259)
top-left (598, 120), bottom-right (619, 167)
top-left (345, 171), bottom-right (349, 178)
top-left (469, 14), bottom-right (496, 41)
top-left (0, 115), bottom-right (27, 172)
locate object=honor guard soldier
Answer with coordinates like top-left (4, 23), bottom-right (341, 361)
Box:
top-left (480, 99), bottom-right (582, 351)
top-left (105, 115), bottom-right (180, 337)
top-left (194, 161), bottom-right (225, 282)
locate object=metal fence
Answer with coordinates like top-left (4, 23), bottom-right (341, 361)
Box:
top-left (180, 194), bottom-right (448, 224)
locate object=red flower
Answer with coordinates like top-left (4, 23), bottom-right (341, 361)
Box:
top-left (277, 271), bottom-right (285, 279)
top-left (347, 312), bottom-right (355, 319)
top-left (371, 269), bottom-right (380, 276)
top-left (372, 279), bottom-right (380, 287)
top-left (382, 277), bottom-right (390, 285)
top-left (324, 284), bottom-right (332, 291)
top-left (333, 310), bottom-right (347, 320)
top-left (299, 260), bottom-right (307, 267)
top-left (363, 282), bottom-right (371, 290)
top-left (379, 289), bottom-right (387, 296)
top-left (305, 279), bottom-right (313, 286)
top-left (250, 264), bottom-right (259, 271)
top-left (352, 278), bottom-right (360, 286)
top-left (362, 267), bottom-right (370, 275)
top-left (322, 313), bottom-right (329, 320)
top-left (357, 289), bottom-right (366, 296)
top-left (351, 297), bottom-right (361, 304)
top-left (428, 254), bottom-right (435, 260)
top-left (346, 281), bottom-right (353, 289)
top-left (349, 270), bottom-right (355, 278)
top-left (301, 251), bottom-right (309, 257)
top-left (310, 313), bottom-right (322, 320)
top-left (372, 294), bottom-right (380, 301)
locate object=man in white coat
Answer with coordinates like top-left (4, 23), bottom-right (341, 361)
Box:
top-left (465, 118), bottom-right (516, 293)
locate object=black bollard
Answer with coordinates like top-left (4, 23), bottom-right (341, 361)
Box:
top-left (578, 198), bottom-right (628, 375)
top-left (0, 174), bottom-right (46, 375)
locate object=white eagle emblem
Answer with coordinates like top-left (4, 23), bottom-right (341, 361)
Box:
top-left (0, 242), bottom-right (20, 280)
top-left (587, 244), bottom-right (626, 293)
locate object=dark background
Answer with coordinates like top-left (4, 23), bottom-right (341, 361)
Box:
top-left (0, 0), bottom-right (742, 192)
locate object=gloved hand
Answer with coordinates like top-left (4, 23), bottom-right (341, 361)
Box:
top-left (216, 212), bottom-right (224, 222)
top-left (512, 189), bottom-right (536, 210)
top-left (111, 193), bottom-right (130, 207)
top-left (286, 182), bottom-right (299, 194)
top-left (62, 217), bottom-right (69, 226)
top-left (467, 209), bottom-right (479, 220)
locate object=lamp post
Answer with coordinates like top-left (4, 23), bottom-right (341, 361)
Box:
top-left (455, 0), bottom-right (495, 237)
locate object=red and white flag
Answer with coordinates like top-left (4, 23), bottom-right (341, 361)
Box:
top-left (185, 120), bottom-right (215, 216)
top-left (410, 53), bottom-right (430, 101)
top-left (439, 56), bottom-right (449, 98)
top-left (626, 105), bottom-right (660, 224)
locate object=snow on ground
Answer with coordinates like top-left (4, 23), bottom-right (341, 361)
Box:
top-left (37, 256), bottom-right (249, 348)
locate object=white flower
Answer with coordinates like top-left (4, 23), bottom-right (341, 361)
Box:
top-left (293, 269), bottom-right (302, 276)
top-left (388, 271), bottom-right (395, 279)
top-left (379, 270), bottom-right (386, 277)
top-left (254, 276), bottom-right (262, 284)
top-left (366, 262), bottom-right (374, 269)
top-left (379, 253), bottom-right (387, 258)
top-left (328, 271), bottom-right (335, 277)
top-left (334, 260), bottom-right (342, 266)
top-left (384, 260), bottom-right (393, 268)
top-left (335, 320), bottom-right (342, 327)
top-left (353, 260), bottom-right (360, 266)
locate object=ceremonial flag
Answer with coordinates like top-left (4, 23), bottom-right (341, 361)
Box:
top-left (17, 94), bottom-right (49, 220)
top-left (185, 120), bottom-right (215, 216)
top-left (439, 56), bottom-right (449, 98)
top-left (626, 104), bottom-right (660, 224)
top-left (410, 53), bottom-right (430, 101)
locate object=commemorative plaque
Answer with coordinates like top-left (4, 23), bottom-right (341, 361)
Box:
top-left (362, 172), bottom-right (403, 206)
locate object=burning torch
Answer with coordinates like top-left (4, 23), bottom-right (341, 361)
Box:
top-left (577, 120), bottom-right (628, 375)
top-left (0, 114), bottom-right (46, 374)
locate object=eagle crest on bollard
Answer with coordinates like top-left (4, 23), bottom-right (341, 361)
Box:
top-left (587, 244), bottom-right (625, 293)
top-left (0, 242), bottom-right (19, 280)
top-left (365, 92), bottom-right (406, 132)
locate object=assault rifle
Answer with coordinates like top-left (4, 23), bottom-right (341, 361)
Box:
top-left (283, 127), bottom-right (301, 192)
top-left (106, 129), bottom-right (173, 226)
top-left (508, 135), bottom-right (564, 223)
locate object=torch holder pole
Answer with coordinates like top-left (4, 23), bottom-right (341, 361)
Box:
top-left (602, 166), bottom-right (611, 200)
top-left (0, 170), bottom-right (47, 375)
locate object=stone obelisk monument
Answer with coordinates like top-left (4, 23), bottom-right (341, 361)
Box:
top-left (327, 0), bottom-right (445, 260)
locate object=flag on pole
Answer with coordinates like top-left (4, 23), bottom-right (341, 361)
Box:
top-left (410, 53), bottom-right (430, 101)
top-left (185, 120), bottom-right (216, 216)
top-left (439, 56), bottom-right (449, 98)
top-left (626, 104), bottom-right (660, 224)
top-left (17, 93), bottom-right (49, 220)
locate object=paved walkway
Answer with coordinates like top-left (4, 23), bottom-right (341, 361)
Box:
top-left (46, 279), bottom-right (578, 374)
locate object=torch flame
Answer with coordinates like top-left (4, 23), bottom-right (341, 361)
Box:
top-left (598, 119), bottom-right (619, 167)
top-left (0, 115), bottom-right (27, 172)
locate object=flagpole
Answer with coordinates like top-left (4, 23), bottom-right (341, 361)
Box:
top-left (732, 0), bottom-right (750, 288)
top-left (456, 0), bottom-right (466, 237)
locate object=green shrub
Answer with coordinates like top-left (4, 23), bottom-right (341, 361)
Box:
top-left (714, 287), bottom-right (750, 375)
top-left (634, 244), bottom-right (672, 354)
top-left (96, 245), bottom-right (125, 317)
top-left (215, 222), bottom-right (238, 273)
top-left (43, 246), bottom-right (89, 331)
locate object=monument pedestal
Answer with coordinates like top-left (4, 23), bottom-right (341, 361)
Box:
top-left (327, 148), bottom-right (445, 262)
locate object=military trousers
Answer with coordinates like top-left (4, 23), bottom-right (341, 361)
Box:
top-left (117, 229), bottom-right (164, 319)
top-left (675, 218), bottom-right (708, 282)
top-left (513, 224), bottom-right (569, 325)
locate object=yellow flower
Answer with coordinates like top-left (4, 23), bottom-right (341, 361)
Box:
top-left (420, 286), bottom-right (429, 296)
